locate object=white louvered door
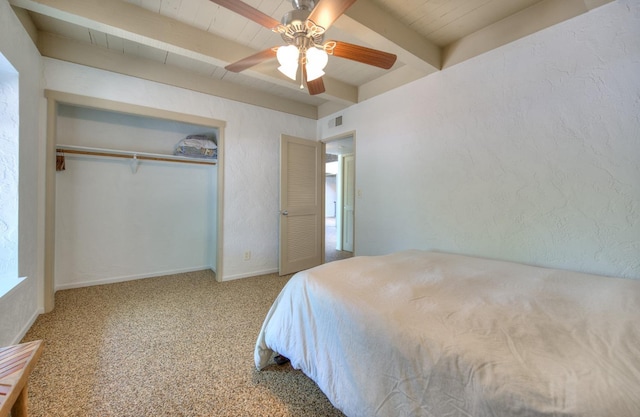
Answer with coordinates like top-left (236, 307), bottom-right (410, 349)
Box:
top-left (279, 134), bottom-right (323, 275)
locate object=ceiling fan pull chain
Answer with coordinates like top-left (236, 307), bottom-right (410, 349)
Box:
top-left (299, 64), bottom-right (304, 89)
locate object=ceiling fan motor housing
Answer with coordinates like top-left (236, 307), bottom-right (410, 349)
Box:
top-left (280, 8), bottom-right (324, 48)
top-left (292, 0), bottom-right (316, 10)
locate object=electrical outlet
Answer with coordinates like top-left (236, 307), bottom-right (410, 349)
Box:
top-left (244, 251), bottom-right (251, 261)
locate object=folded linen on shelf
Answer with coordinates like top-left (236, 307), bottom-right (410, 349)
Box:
top-left (174, 134), bottom-right (217, 159)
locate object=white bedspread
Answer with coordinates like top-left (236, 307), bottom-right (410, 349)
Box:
top-left (255, 250), bottom-right (640, 417)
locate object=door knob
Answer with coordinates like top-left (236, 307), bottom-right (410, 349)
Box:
top-left (281, 210), bottom-right (288, 216)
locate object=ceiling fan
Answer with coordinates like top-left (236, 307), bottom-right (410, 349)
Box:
top-left (209, 0), bottom-right (398, 95)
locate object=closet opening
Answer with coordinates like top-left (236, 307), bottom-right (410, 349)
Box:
top-left (44, 90), bottom-right (225, 311)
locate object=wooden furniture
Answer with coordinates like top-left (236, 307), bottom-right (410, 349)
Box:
top-left (0, 340), bottom-right (43, 417)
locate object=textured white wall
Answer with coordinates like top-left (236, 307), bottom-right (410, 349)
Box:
top-left (319, 1), bottom-right (640, 279)
top-left (43, 58), bottom-right (317, 281)
top-left (0, 0), bottom-right (43, 345)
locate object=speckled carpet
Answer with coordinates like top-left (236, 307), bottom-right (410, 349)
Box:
top-left (21, 270), bottom-right (346, 417)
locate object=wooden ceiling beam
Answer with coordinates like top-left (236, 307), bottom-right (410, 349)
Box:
top-left (10, 0), bottom-right (358, 104)
top-left (38, 32), bottom-right (320, 119)
top-left (331, 0), bottom-right (441, 100)
top-left (442, 0), bottom-right (615, 68)
top-left (337, 0), bottom-right (441, 73)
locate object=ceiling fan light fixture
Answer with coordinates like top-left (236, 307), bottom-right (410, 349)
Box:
top-left (305, 66), bottom-right (324, 82)
top-left (278, 64), bottom-right (299, 80)
top-left (211, 0), bottom-right (397, 96)
top-left (305, 47), bottom-right (328, 81)
top-left (277, 45), bottom-right (299, 80)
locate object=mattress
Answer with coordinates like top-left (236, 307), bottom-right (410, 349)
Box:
top-left (255, 250), bottom-right (640, 417)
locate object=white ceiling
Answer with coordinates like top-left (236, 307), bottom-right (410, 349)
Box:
top-left (10, 0), bottom-right (612, 118)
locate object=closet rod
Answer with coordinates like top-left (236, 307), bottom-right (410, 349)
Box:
top-left (56, 144), bottom-right (216, 166)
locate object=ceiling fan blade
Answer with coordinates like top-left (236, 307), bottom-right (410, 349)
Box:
top-left (307, 0), bottom-right (357, 30)
top-left (306, 77), bottom-right (325, 95)
top-left (209, 0), bottom-right (280, 29)
top-left (225, 48), bottom-right (277, 73)
top-left (303, 66), bottom-right (325, 95)
top-left (329, 41), bottom-right (397, 69)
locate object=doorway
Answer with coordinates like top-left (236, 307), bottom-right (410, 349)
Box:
top-left (324, 135), bottom-right (354, 263)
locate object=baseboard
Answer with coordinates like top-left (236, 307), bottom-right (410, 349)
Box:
top-left (13, 307), bottom-right (44, 345)
top-left (221, 268), bottom-right (279, 281)
top-left (55, 266), bottom-right (214, 291)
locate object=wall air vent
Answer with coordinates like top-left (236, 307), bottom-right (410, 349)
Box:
top-left (328, 115), bottom-right (343, 128)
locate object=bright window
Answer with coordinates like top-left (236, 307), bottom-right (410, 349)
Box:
top-left (0, 52), bottom-right (21, 297)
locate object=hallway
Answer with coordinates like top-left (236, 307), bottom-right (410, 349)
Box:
top-left (325, 217), bottom-right (353, 263)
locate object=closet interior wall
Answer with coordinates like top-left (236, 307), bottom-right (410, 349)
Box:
top-left (54, 102), bottom-right (220, 290)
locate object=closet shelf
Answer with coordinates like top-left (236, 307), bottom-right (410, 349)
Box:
top-left (56, 144), bottom-right (216, 166)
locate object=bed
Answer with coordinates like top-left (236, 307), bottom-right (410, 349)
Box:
top-left (255, 250), bottom-right (640, 417)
